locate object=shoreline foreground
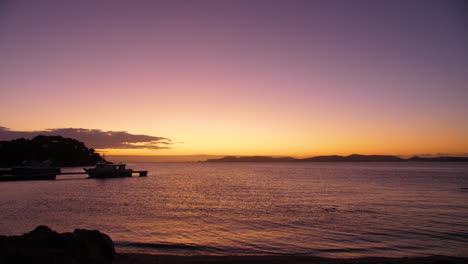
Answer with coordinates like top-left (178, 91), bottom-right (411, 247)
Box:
top-left (115, 253), bottom-right (468, 264)
top-left (1, 226), bottom-right (467, 264)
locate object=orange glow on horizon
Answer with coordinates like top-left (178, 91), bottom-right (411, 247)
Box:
top-left (1, 1), bottom-right (466, 159)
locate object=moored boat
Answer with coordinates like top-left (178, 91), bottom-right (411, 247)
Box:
top-left (84, 162), bottom-right (141, 178)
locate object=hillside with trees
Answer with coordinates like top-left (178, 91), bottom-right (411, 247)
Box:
top-left (0, 135), bottom-right (105, 167)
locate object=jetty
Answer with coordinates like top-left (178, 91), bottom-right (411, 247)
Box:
top-left (58, 171), bottom-right (148, 177)
top-left (0, 165), bottom-right (148, 182)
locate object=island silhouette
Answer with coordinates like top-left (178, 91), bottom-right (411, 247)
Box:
top-left (205, 155), bottom-right (468, 162)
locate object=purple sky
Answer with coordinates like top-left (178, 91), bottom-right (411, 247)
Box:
top-left (1, 0), bottom-right (467, 156)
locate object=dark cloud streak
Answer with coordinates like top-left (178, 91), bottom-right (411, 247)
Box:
top-left (0, 127), bottom-right (172, 150)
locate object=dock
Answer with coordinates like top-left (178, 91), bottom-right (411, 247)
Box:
top-left (58, 171), bottom-right (147, 176)
top-left (0, 168), bottom-right (148, 181)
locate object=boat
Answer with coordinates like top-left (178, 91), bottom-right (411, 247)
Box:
top-left (84, 162), bottom-right (147, 178)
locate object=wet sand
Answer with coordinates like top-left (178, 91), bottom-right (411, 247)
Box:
top-left (115, 253), bottom-right (467, 264)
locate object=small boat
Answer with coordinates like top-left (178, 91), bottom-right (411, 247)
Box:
top-left (84, 162), bottom-right (147, 178)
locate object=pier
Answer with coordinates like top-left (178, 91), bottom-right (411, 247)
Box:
top-left (58, 171), bottom-right (147, 176)
top-left (0, 168), bottom-right (148, 181)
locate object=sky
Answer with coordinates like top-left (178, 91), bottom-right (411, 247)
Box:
top-left (1, 0), bottom-right (467, 157)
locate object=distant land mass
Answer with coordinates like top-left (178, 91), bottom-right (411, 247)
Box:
top-left (407, 156), bottom-right (468, 162)
top-left (206, 154), bottom-right (468, 162)
top-left (0, 135), bottom-right (105, 167)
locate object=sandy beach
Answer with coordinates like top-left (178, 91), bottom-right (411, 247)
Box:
top-left (115, 253), bottom-right (468, 264)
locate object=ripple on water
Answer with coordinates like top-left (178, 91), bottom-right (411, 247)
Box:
top-left (1, 162), bottom-right (467, 257)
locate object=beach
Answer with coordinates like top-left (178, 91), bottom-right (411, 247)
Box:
top-left (115, 253), bottom-right (468, 264)
top-left (2, 224), bottom-right (467, 264)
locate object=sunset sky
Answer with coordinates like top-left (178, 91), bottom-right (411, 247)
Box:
top-left (1, 0), bottom-right (467, 157)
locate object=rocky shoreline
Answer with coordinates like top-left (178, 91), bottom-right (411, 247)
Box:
top-left (1, 226), bottom-right (467, 264)
top-left (0, 226), bottom-right (115, 264)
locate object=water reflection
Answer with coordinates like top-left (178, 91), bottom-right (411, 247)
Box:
top-left (0, 162), bottom-right (467, 257)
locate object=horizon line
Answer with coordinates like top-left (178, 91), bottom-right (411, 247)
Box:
top-left (105, 153), bottom-right (468, 158)
top-left (105, 153), bottom-right (468, 163)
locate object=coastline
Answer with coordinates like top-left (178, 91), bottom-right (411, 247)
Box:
top-left (2, 226), bottom-right (467, 264)
top-left (115, 253), bottom-right (468, 264)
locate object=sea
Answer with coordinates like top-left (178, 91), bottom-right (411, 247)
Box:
top-left (0, 162), bottom-right (467, 258)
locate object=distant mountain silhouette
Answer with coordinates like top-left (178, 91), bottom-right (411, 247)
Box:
top-left (0, 135), bottom-right (106, 167)
top-left (302, 154), bottom-right (403, 162)
top-left (407, 156), bottom-right (468, 162)
top-left (206, 154), bottom-right (468, 162)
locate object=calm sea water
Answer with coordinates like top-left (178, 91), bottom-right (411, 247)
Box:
top-left (1, 162), bottom-right (467, 258)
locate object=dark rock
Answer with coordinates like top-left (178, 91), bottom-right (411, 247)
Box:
top-left (0, 225), bottom-right (115, 264)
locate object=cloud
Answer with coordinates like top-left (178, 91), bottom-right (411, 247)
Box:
top-left (0, 127), bottom-right (172, 150)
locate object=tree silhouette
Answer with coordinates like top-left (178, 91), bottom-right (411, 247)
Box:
top-left (0, 136), bottom-right (105, 167)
